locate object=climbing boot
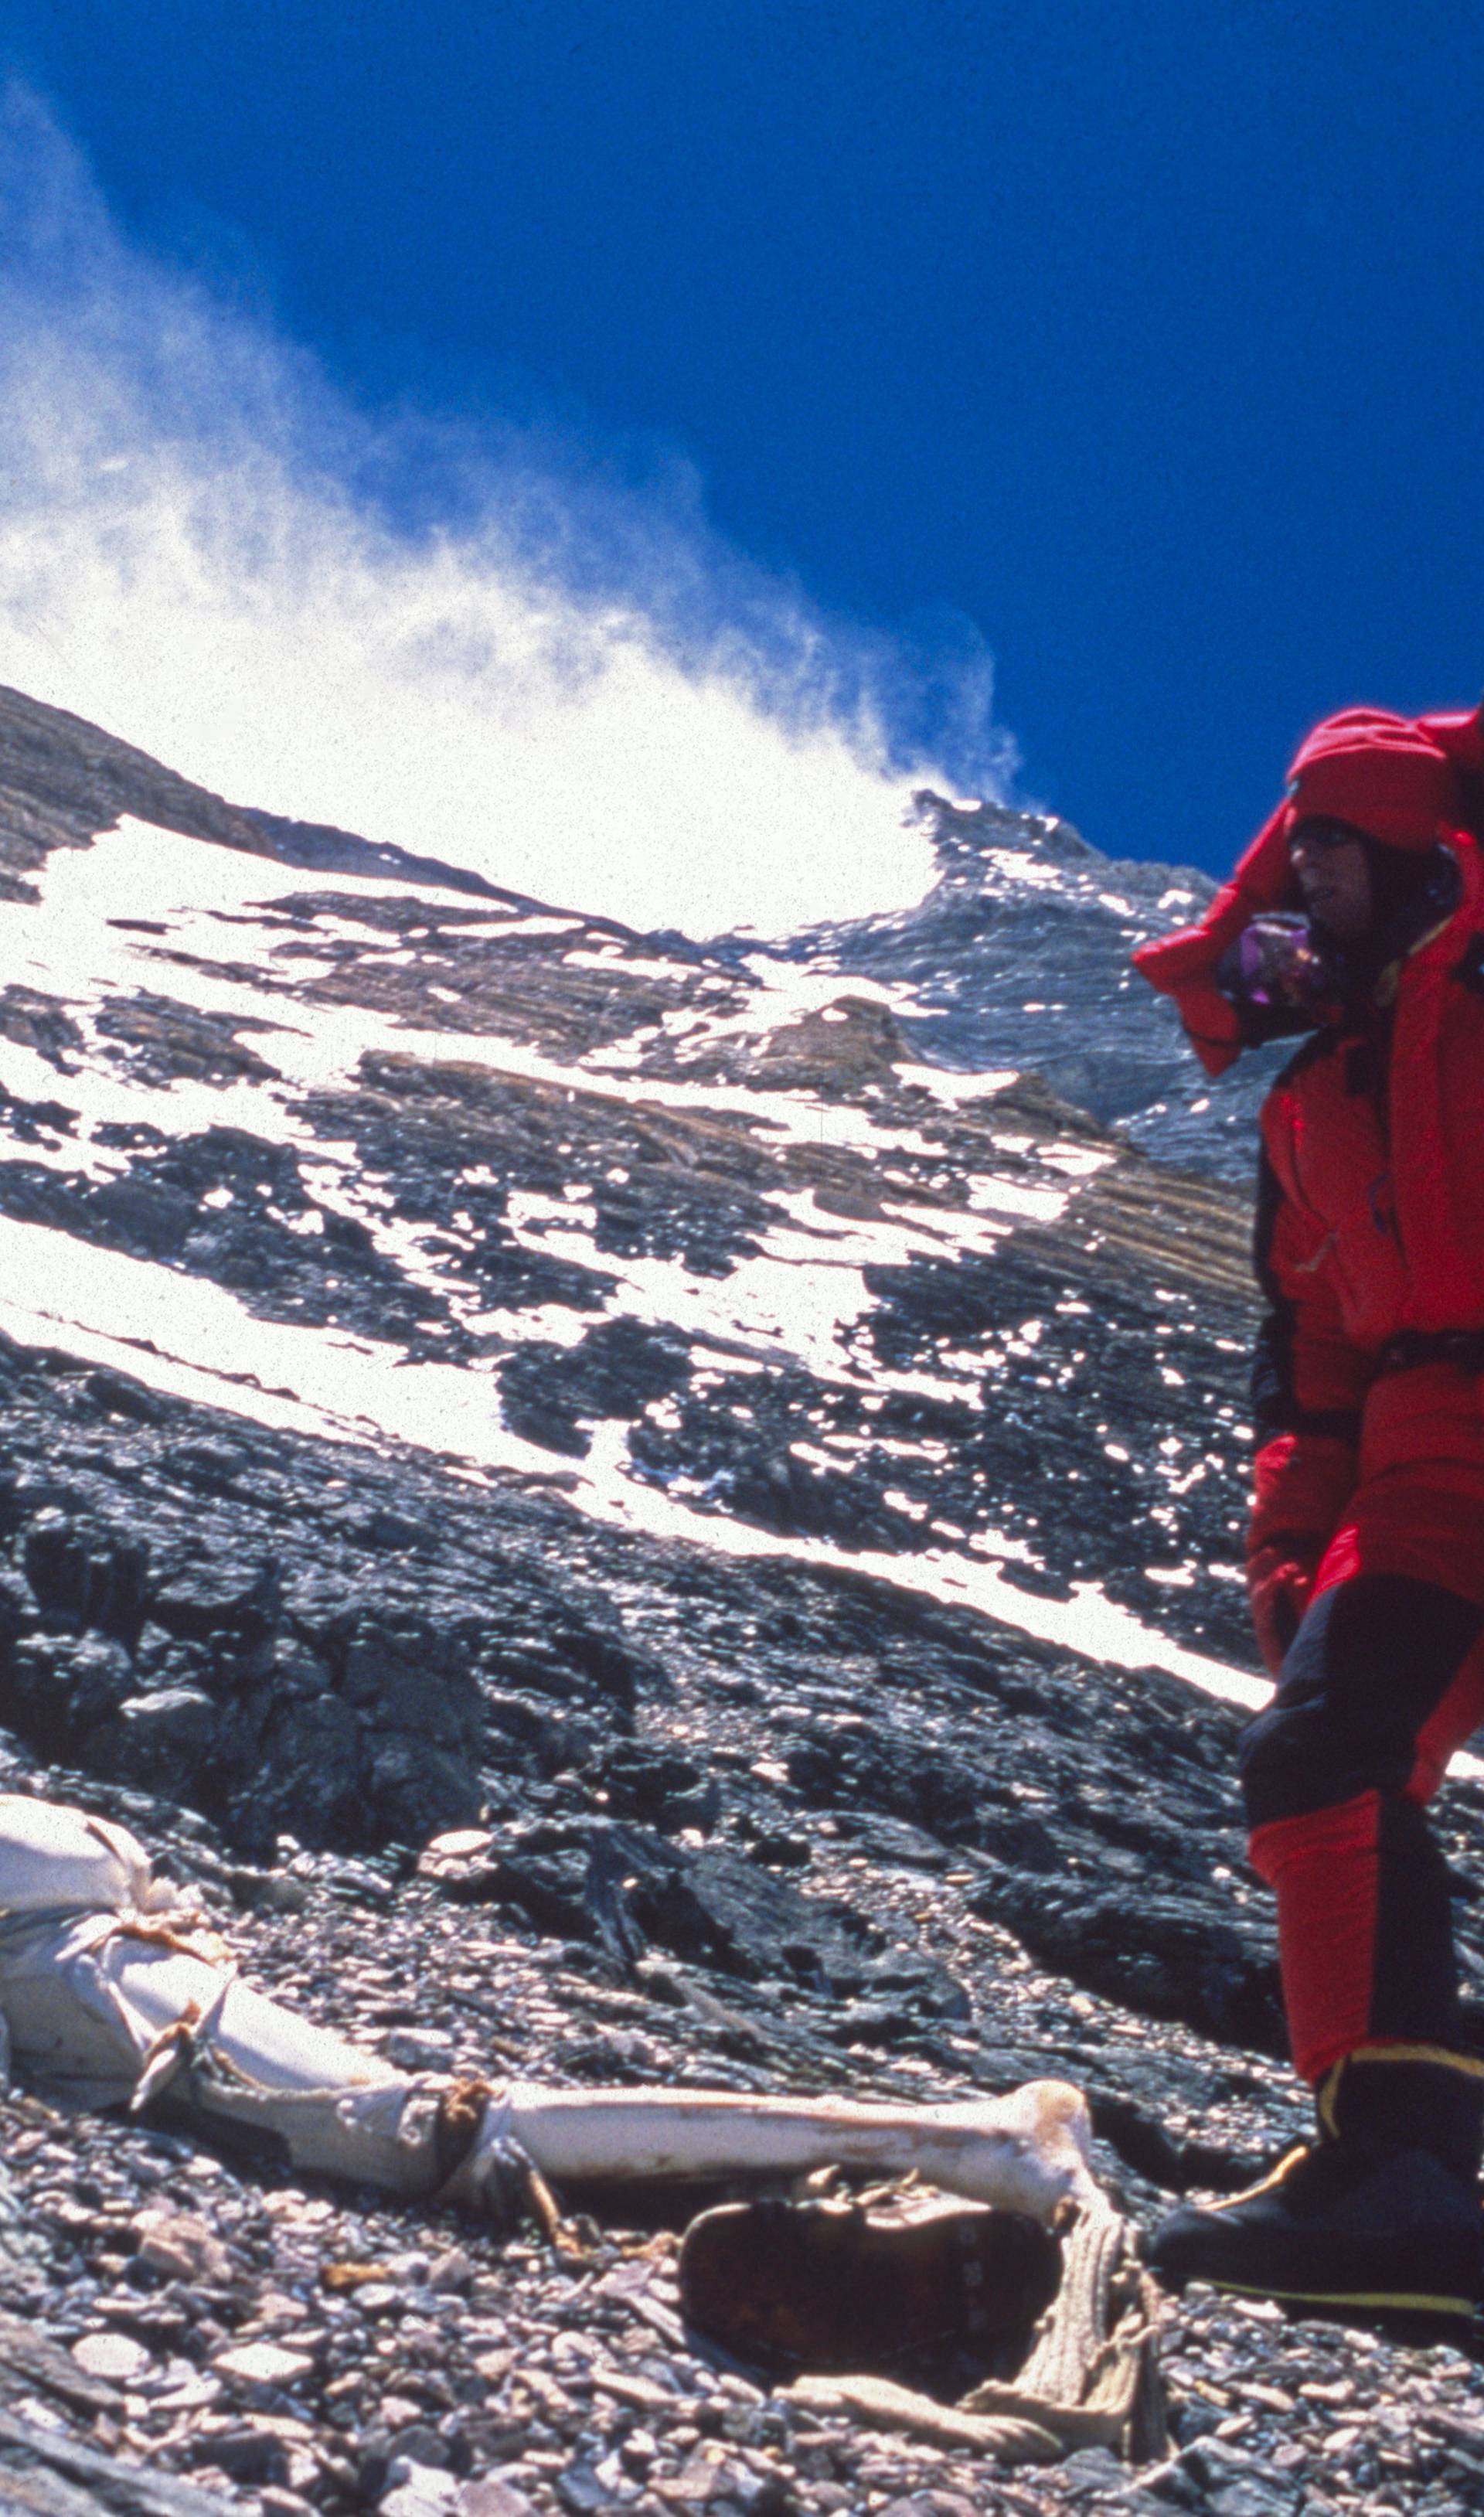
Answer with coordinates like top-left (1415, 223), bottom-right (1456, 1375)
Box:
top-left (1316, 2044), bottom-right (1484, 2184)
top-left (1146, 2048), bottom-right (1484, 2321)
top-left (677, 2186), bottom-right (1060, 2379)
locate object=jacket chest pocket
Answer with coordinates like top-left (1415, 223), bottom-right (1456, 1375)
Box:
top-left (1289, 1090), bottom-right (1404, 1320)
top-left (1291, 1085), bottom-right (1387, 1235)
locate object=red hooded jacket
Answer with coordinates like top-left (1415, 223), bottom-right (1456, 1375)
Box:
top-left (1134, 703), bottom-right (1484, 1669)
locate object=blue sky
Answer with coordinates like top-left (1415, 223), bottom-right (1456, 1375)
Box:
top-left (2, 0), bottom-right (1482, 891)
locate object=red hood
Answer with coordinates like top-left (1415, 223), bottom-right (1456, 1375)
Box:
top-left (1132, 700), bottom-right (1484, 1075)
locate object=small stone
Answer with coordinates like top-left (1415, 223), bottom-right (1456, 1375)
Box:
top-left (1237, 2382), bottom-right (1297, 2415)
top-left (384, 2027), bottom-right (458, 2070)
top-left (717, 2469), bottom-right (789, 2516)
top-left (189, 2429), bottom-right (292, 2486)
top-left (70, 2331), bottom-right (152, 2384)
top-left (1207, 2486), bottom-right (1300, 2517)
top-left (454, 2482), bottom-right (539, 2517)
top-left (655, 2448), bottom-right (723, 2506)
top-left (419, 1831), bottom-right (495, 1878)
top-left (382, 2471), bottom-right (461, 2517)
top-left (390, 2426), bottom-right (451, 2471)
top-left (878, 2498), bottom-right (979, 2517)
top-left (141, 2359), bottom-right (222, 2408)
top-left (428, 2246), bottom-right (477, 2292)
top-left (133, 2205), bottom-right (236, 2285)
top-left (1182, 2440), bottom-right (1260, 2484)
top-left (593, 2369), bottom-right (675, 2411)
top-left (556, 2467), bottom-right (611, 2516)
top-left (713, 2372), bottom-right (765, 2406)
top-left (655, 2447), bottom-right (754, 2508)
top-left (243, 2287), bottom-right (311, 2330)
top-left (1061, 2447), bottom-right (1128, 2485)
top-left (215, 2339), bottom-right (315, 2387)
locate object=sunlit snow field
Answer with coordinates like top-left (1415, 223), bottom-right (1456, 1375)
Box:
top-left (0, 809), bottom-right (1331, 1754)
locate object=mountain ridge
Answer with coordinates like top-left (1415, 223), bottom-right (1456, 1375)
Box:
top-left (0, 683), bottom-right (1480, 2515)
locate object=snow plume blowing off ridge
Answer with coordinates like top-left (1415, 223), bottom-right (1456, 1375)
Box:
top-left (0, 89), bottom-right (1016, 938)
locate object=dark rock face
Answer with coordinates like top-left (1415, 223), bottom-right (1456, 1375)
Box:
top-left (774, 792), bottom-right (1296, 1186)
top-left (0, 676), bottom-right (515, 907)
top-left (0, 1378), bottom-right (654, 1855)
top-left (3, 683), bottom-right (1484, 2505)
top-left (968, 1873), bottom-right (1282, 2055)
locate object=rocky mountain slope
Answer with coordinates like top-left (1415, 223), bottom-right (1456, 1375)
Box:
top-left (0, 679), bottom-right (1482, 2517)
top-left (771, 797), bottom-right (1293, 1188)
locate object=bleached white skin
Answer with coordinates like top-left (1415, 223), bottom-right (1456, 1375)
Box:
top-left (473, 2080), bottom-right (1098, 2220)
top-left (0, 1795), bottom-right (1098, 2219)
top-left (0, 807), bottom-right (1390, 1747)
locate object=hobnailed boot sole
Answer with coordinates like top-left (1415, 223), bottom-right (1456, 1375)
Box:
top-left (678, 2192), bottom-right (1062, 2379)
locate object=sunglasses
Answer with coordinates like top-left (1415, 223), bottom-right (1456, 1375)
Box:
top-left (1288, 816), bottom-right (1371, 857)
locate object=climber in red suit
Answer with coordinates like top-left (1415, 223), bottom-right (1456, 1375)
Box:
top-left (1134, 699), bottom-right (1484, 2318)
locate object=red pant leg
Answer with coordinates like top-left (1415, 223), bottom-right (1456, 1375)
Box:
top-left (1244, 1381), bottom-right (1484, 2083)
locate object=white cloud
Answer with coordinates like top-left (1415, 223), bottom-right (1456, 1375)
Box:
top-left (0, 87), bottom-right (1014, 937)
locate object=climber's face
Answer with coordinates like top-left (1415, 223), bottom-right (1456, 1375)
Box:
top-left (1289, 818), bottom-right (1374, 946)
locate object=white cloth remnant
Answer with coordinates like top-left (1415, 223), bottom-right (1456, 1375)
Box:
top-left (0, 1793), bottom-right (1101, 2220)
